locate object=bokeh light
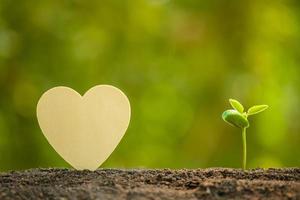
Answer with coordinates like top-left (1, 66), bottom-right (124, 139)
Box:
top-left (0, 0), bottom-right (299, 171)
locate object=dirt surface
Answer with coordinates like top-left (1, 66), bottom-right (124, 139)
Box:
top-left (0, 168), bottom-right (299, 200)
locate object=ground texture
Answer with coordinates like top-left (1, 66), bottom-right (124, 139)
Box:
top-left (0, 168), bottom-right (299, 200)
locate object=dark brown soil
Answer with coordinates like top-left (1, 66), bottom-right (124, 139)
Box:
top-left (0, 168), bottom-right (299, 200)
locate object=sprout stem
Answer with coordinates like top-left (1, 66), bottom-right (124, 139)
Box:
top-left (242, 128), bottom-right (247, 170)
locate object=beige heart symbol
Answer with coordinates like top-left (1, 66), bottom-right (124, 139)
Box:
top-left (37, 85), bottom-right (131, 170)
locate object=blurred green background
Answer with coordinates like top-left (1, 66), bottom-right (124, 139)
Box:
top-left (0, 0), bottom-right (299, 171)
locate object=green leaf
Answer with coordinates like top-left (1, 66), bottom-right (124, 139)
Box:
top-left (229, 99), bottom-right (244, 113)
top-left (222, 109), bottom-right (249, 129)
top-left (247, 105), bottom-right (269, 116)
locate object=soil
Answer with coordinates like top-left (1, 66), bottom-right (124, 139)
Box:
top-left (0, 168), bottom-right (299, 200)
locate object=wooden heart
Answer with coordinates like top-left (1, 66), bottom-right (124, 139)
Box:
top-left (37, 85), bottom-right (131, 170)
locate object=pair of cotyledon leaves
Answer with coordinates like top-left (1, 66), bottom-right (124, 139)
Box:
top-left (222, 99), bottom-right (268, 129)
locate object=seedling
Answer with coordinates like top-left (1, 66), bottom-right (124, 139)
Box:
top-left (222, 99), bottom-right (268, 170)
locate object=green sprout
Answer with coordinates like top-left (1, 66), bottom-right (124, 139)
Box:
top-left (222, 99), bottom-right (268, 170)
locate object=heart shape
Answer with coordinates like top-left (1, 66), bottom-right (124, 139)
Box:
top-left (37, 85), bottom-right (131, 170)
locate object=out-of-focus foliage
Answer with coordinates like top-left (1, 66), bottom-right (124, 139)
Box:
top-left (0, 0), bottom-right (299, 171)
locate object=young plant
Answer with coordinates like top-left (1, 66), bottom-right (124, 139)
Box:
top-left (222, 99), bottom-right (268, 170)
